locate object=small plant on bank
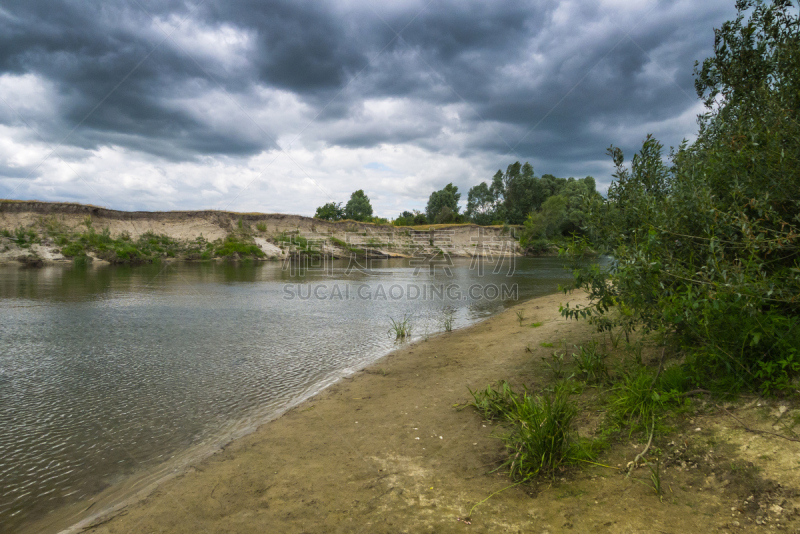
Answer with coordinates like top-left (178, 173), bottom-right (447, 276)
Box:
top-left (256, 222), bottom-right (267, 232)
top-left (608, 328), bottom-right (623, 350)
top-left (468, 380), bottom-right (518, 420)
top-left (469, 382), bottom-right (593, 480)
top-left (60, 242), bottom-right (85, 257)
top-left (388, 314), bottom-right (413, 340)
top-left (503, 392), bottom-right (586, 479)
top-left (542, 350), bottom-right (570, 380)
top-left (13, 227), bottom-right (38, 248)
top-left (441, 307), bottom-right (455, 332)
top-left (572, 342), bottom-right (609, 384)
top-left (214, 235), bottom-right (265, 258)
top-left (515, 310), bottom-right (525, 326)
top-left (608, 363), bottom-right (688, 436)
top-left (649, 461), bottom-right (663, 502)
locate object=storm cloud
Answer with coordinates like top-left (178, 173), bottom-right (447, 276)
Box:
top-left (0, 0), bottom-right (736, 215)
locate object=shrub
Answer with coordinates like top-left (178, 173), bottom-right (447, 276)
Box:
top-left (13, 227), bottom-right (37, 248)
top-left (60, 242), bottom-right (85, 257)
top-left (469, 382), bottom-right (591, 479)
top-left (562, 1), bottom-right (800, 394)
top-left (214, 235), bottom-right (265, 258)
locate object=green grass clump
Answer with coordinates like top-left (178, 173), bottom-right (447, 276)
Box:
top-left (468, 381), bottom-right (517, 420)
top-left (8, 226), bottom-right (39, 248)
top-left (607, 364), bottom-right (689, 435)
top-left (256, 222), bottom-right (267, 232)
top-left (276, 232), bottom-right (313, 253)
top-left (388, 314), bottom-right (413, 340)
top-left (214, 235), bottom-right (265, 258)
top-left (469, 382), bottom-right (593, 479)
top-left (542, 351), bottom-right (570, 380)
top-left (572, 342), bottom-right (609, 384)
top-left (60, 242), bottom-right (85, 257)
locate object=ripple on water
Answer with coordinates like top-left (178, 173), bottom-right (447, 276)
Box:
top-left (0, 258), bottom-right (576, 531)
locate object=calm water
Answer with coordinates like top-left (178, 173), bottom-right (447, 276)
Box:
top-left (0, 257), bottom-right (574, 531)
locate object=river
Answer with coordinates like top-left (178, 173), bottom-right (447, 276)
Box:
top-left (0, 256), bottom-right (575, 532)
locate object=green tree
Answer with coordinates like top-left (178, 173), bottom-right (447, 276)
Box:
top-left (344, 190), bottom-right (374, 221)
top-left (565, 0), bottom-right (800, 393)
top-left (426, 183), bottom-right (461, 222)
top-left (434, 206), bottom-right (456, 224)
top-left (465, 182), bottom-right (499, 225)
top-left (393, 210), bottom-right (428, 226)
top-left (520, 195), bottom-right (567, 244)
top-left (314, 202), bottom-right (344, 221)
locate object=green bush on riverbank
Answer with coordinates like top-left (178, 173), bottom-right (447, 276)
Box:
top-left (563, 0), bottom-right (800, 395)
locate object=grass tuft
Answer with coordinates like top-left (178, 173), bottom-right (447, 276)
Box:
top-left (469, 382), bottom-right (594, 480)
top-left (388, 314), bottom-right (413, 340)
top-left (441, 306), bottom-right (455, 332)
top-left (572, 342), bottom-right (609, 384)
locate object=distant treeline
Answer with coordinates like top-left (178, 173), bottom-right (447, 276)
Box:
top-left (315, 164), bottom-right (600, 243)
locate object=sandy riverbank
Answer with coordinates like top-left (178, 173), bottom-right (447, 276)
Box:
top-left (25, 290), bottom-right (800, 533)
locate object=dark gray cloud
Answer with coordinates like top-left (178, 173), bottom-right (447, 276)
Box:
top-left (0, 0), bottom-right (739, 211)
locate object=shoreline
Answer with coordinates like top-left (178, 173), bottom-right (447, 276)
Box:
top-left (40, 294), bottom-right (586, 534)
top-left (12, 290), bottom-right (571, 534)
top-left (22, 290), bottom-right (592, 534)
top-left (21, 288), bottom-right (800, 533)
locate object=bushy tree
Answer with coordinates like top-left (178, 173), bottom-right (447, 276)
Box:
top-left (521, 195), bottom-right (567, 243)
top-left (565, 0), bottom-right (800, 394)
top-left (314, 202), bottom-right (344, 221)
top-left (426, 183), bottom-right (460, 222)
top-left (393, 211), bottom-right (414, 226)
top-left (344, 190), bottom-right (373, 221)
top-left (393, 210), bottom-right (428, 226)
top-left (465, 182), bottom-right (499, 225)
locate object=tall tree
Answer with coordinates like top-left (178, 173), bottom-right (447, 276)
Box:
top-left (465, 182), bottom-right (499, 225)
top-left (344, 190), bottom-right (373, 221)
top-left (426, 183), bottom-right (461, 223)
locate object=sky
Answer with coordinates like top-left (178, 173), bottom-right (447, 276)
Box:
top-left (0, 0), bottom-right (738, 217)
